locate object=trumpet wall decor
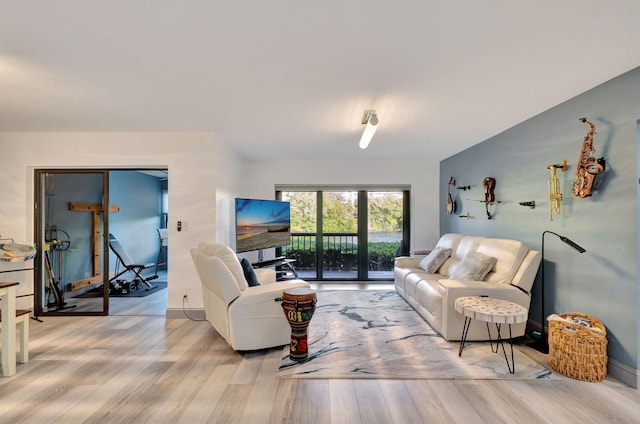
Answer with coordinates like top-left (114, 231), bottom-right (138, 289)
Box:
top-left (547, 160), bottom-right (566, 221)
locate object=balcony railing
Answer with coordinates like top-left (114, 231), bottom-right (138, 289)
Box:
top-left (281, 232), bottom-right (399, 279)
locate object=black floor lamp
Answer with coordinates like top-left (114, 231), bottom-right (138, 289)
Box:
top-left (529, 230), bottom-right (586, 354)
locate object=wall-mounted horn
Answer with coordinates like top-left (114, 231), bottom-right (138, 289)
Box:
top-left (548, 160), bottom-right (567, 221)
top-left (519, 201), bottom-right (535, 209)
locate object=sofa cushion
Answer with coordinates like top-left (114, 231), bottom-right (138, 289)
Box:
top-left (435, 233), bottom-right (464, 251)
top-left (476, 238), bottom-right (527, 284)
top-left (418, 247), bottom-right (452, 273)
top-left (443, 236), bottom-right (485, 277)
top-left (449, 250), bottom-right (497, 281)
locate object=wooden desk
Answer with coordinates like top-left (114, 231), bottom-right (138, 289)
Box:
top-left (0, 281), bottom-right (19, 376)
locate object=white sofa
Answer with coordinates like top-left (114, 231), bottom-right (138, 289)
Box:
top-left (394, 233), bottom-right (541, 341)
top-left (190, 242), bottom-right (310, 351)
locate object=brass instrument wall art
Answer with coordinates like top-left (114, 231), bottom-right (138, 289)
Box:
top-left (572, 117), bottom-right (605, 198)
top-left (547, 160), bottom-right (566, 221)
top-left (519, 201), bottom-right (535, 209)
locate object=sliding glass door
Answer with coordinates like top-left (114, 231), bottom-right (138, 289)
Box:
top-left (279, 186), bottom-right (409, 281)
top-left (367, 191), bottom-right (405, 279)
top-left (34, 170), bottom-right (110, 315)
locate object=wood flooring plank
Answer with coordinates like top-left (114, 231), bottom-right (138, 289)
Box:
top-left (455, 380), bottom-right (545, 424)
top-left (285, 380), bottom-right (331, 424)
top-left (238, 348), bottom-right (284, 424)
top-left (353, 380), bottom-right (392, 424)
top-left (229, 350), bottom-right (266, 385)
top-left (504, 380), bottom-right (596, 424)
top-left (402, 380), bottom-right (457, 422)
top-left (328, 379), bottom-right (362, 424)
top-left (3, 302), bottom-right (640, 424)
top-left (15, 385), bottom-right (102, 424)
top-left (378, 380), bottom-right (424, 424)
top-left (542, 379), bottom-right (640, 423)
top-left (209, 384), bottom-right (254, 424)
top-left (143, 336), bottom-right (232, 423)
top-left (46, 347), bottom-right (167, 423)
top-left (268, 378), bottom-right (300, 424)
top-left (429, 381), bottom-right (486, 424)
top-left (0, 349), bottom-right (106, 416)
top-left (175, 348), bottom-right (244, 423)
top-left (78, 359), bottom-right (174, 423)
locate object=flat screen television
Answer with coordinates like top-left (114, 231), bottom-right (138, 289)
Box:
top-left (235, 198), bottom-right (291, 254)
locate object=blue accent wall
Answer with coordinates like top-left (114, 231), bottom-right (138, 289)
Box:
top-left (108, 171), bottom-right (163, 272)
top-left (45, 171), bottom-right (163, 284)
top-left (440, 66), bottom-right (639, 382)
top-left (45, 173), bottom-right (104, 284)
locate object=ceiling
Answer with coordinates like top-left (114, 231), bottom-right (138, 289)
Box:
top-left (1, 2), bottom-right (639, 163)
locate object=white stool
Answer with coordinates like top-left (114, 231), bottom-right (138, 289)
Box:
top-left (455, 296), bottom-right (528, 374)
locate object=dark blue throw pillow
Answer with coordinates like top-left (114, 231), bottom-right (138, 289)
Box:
top-left (239, 257), bottom-right (260, 287)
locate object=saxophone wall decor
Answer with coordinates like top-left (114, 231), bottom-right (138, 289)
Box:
top-left (572, 117), bottom-right (605, 198)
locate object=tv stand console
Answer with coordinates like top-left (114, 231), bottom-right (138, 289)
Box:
top-left (252, 257), bottom-right (299, 280)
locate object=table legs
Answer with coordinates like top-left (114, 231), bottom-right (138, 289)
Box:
top-left (458, 317), bottom-right (472, 357)
top-left (492, 323), bottom-right (515, 374)
top-left (458, 319), bottom-right (516, 374)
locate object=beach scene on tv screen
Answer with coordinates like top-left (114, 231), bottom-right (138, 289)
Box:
top-left (236, 199), bottom-right (291, 253)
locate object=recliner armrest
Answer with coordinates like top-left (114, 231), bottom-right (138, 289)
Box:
top-left (231, 280), bottom-right (310, 307)
top-left (255, 268), bottom-right (277, 285)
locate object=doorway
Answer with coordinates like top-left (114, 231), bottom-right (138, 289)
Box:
top-left (34, 168), bottom-right (168, 316)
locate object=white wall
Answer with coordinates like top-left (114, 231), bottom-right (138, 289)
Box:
top-left (245, 158), bottom-right (440, 253)
top-left (0, 134), bottom-right (441, 315)
top-left (0, 133), bottom-right (241, 313)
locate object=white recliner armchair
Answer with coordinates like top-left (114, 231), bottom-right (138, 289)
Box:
top-left (190, 242), bottom-right (310, 351)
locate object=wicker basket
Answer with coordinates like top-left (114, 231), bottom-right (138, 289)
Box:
top-left (547, 312), bottom-right (607, 382)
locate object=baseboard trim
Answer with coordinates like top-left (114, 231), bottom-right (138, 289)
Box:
top-left (608, 358), bottom-right (639, 388)
top-left (166, 308), bottom-right (206, 320)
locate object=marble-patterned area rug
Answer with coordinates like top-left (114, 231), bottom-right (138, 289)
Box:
top-left (277, 290), bottom-right (558, 380)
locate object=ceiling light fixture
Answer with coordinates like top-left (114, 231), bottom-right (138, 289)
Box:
top-left (359, 110), bottom-right (379, 149)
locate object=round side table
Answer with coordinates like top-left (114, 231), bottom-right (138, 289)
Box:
top-left (454, 296), bottom-right (528, 374)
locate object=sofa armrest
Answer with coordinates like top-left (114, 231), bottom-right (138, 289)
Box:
top-left (255, 268), bottom-right (277, 285)
top-left (439, 278), bottom-right (530, 307)
top-left (395, 256), bottom-right (423, 268)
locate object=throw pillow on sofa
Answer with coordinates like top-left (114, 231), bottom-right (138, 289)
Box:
top-left (449, 250), bottom-right (497, 281)
top-left (239, 257), bottom-right (261, 287)
top-left (418, 247), bottom-right (452, 273)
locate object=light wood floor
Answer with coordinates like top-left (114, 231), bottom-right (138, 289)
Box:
top-left (3, 285), bottom-right (640, 423)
